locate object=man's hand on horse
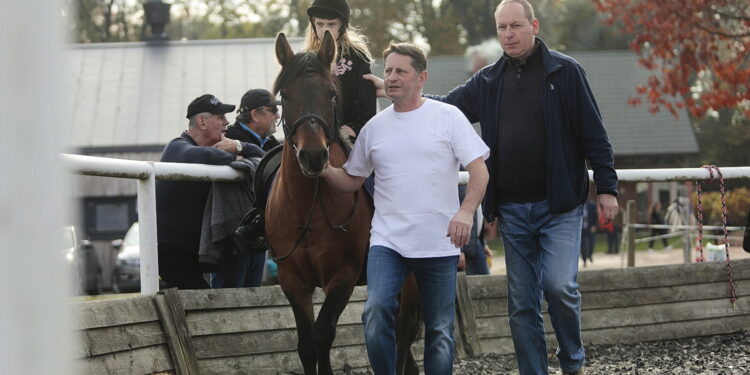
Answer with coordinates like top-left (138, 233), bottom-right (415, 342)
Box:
top-left (597, 193), bottom-right (619, 224)
top-left (447, 209), bottom-right (473, 248)
top-left (362, 74), bottom-right (389, 99)
top-left (341, 125), bottom-right (356, 138)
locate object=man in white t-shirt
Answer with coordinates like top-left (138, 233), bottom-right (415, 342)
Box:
top-left (321, 42), bottom-right (489, 375)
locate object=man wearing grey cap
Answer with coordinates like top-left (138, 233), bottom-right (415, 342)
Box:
top-left (225, 89), bottom-right (281, 152)
top-left (156, 94), bottom-right (264, 290)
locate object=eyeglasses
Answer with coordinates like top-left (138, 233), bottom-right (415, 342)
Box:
top-left (256, 106), bottom-right (279, 114)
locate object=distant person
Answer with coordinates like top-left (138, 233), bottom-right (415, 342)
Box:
top-left (647, 201), bottom-right (670, 250)
top-left (581, 198), bottom-right (598, 266)
top-left (210, 89), bottom-right (282, 289)
top-left (321, 42), bottom-right (489, 375)
top-left (156, 94), bottom-right (263, 290)
top-left (598, 212), bottom-right (619, 254)
top-left (304, 0), bottom-right (376, 140)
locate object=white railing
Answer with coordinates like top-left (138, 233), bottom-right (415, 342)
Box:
top-left (63, 154), bottom-right (246, 295)
top-left (63, 153), bottom-right (750, 294)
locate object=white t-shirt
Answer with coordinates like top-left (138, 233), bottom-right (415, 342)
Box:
top-left (344, 99), bottom-right (490, 258)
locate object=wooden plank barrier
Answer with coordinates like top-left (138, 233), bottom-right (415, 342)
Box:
top-left (468, 258), bottom-right (750, 354)
top-left (74, 295), bottom-right (176, 374)
top-left (74, 258), bottom-right (749, 374)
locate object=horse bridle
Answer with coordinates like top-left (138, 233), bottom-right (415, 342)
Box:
top-left (280, 94), bottom-right (340, 150)
top-left (272, 85), bottom-right (360, 263)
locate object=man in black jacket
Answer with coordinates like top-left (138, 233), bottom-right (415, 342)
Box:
top-left (225, 89), bottom-right (281, 152)
top-left (209, 89), bottom-right (281, 289)
top-left (156, 94), bottom-right (264, 290)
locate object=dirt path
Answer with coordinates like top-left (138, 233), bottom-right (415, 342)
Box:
top-left (489, 246), bottom-right (750, 275)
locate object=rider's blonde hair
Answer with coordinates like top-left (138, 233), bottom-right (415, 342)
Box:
top-left (303, 21), bottom-right (373, 63)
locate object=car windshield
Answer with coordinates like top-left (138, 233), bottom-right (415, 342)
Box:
top-left (123, 223), bottom-right (139, 247)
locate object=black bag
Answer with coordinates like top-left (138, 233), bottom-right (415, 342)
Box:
top-left (743, 209), bottom-right (750, 253)
top-left (232, 207), bottom-right (267, 253)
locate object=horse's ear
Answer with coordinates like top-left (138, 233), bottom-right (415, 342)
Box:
top-left (317, 30), bottom-right (336, 69)
top-left (275, 32), bottom-right (294, 66)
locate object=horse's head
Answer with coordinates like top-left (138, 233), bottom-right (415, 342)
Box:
top-left (274, 31), bottom-right (339, 178)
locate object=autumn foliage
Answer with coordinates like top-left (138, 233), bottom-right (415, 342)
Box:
top-left (593, 0), bottom-right (750, 118)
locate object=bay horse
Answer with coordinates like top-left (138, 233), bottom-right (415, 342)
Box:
top-left (266, 32), bottom-right (420, 375)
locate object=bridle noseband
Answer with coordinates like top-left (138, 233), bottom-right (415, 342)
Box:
top-left (280, 95), bottom-right (340, 150)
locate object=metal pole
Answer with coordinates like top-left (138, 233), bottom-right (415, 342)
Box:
top-left (627, 200), bottom-right (636, 267)
top-left (137, 163), bottom-right (160, 295)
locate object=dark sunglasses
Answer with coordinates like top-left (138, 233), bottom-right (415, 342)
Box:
top-left (256, 106), bottom-right (279, 114)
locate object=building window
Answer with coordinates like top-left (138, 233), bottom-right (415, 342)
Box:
top-left (83, 196), bottom-right (137, 240)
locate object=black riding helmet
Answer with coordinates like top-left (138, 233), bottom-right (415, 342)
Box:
top-left (307, 0), bottom-right (350, 37)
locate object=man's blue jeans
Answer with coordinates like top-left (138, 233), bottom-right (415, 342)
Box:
top-left (209, 251), bottom-right (265, 288)
top-left (363, 246), bottom-right (458, 375)
top-left (497, 201), bottom-right (584, 375)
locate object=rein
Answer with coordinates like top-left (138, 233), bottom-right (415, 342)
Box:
top-left (272, 71), bottom-right (356, 263)
top-left (271, 176), bottom-right (360, 263)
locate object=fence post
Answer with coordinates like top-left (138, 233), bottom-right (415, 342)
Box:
top-left (138, 163), bottom-right (159, 295)
top-left (682, 230), bottom-right (692, 264)
top-left (626, 200), bottom-right (636, 267)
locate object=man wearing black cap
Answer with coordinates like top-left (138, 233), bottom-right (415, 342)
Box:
top-left (156, 94), bottom-right (264, 290)
top-left (225, 89), bottom-right (281, 152)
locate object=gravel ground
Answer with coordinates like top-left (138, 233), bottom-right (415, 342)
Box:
top-left (453, 330), bottom-right (750, 374)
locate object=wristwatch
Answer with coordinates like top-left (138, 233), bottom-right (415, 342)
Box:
top-left (235, 140), bottom-right (243, 154)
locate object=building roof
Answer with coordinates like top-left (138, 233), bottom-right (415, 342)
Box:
top-left (65, 39), bottom-right (696, 157)
top-left (64, 37), bottom-right (302, 152)
top-left (570, 51), bottom-right (698, 156)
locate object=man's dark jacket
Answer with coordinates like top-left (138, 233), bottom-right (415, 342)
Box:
top-left (225, 121), bottom-right (280, 151)
top-left (156, 132), bottom-right (263, 253)
top-left (428, 39), bottom-right (617, 221)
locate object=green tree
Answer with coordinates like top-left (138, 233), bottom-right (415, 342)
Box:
top-left (693, 110), bottom-right (750, 167)
top-left (65, 0), bottom-right (142, 43)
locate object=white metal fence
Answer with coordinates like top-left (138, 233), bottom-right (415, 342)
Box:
top-left (63, 153), bottom-right (750, 295)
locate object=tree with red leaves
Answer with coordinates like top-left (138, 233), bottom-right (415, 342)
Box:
top-left (593, 0), bottom-right (750, 118)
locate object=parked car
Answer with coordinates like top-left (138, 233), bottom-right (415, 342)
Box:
top-left (111, 222), bottom-right (143, 293)
top-left (112, 222), bottom-right (277, 291)
top-left (63, 225), bottom-right (103, 295)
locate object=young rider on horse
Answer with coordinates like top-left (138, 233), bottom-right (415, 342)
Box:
top-left (304, 0), bottom-right (376, 141)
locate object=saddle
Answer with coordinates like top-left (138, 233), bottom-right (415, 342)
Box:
top-left (233, 136), bottom-right (373, 254)
top-left (233, 144), bottom-right (283, 253)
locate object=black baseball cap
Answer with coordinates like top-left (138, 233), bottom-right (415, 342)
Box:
top-left (238, 89), bottom-right (282, 113)
top-left (186, 94), bottom-right (236, 119)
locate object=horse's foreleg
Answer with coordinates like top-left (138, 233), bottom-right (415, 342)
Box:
top-left (314, 283), bottom-right (356, 375)
top-left (285, 290), bottom-right (317, 375)
top-left (396, 273), bottom-right (421, 375)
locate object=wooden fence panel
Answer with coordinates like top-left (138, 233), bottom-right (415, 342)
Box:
top-left (467, 258), bottom-right (750, 355)
top-left (73, 258), bottom-right (750, 372)
top-left (75, 296), bottom-right (176, 374)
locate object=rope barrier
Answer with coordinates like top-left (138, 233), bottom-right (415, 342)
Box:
top-left (695, 165), bottom-right (737, 306)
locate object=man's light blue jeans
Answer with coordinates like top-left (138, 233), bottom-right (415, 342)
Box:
top-left (497, 200), bottom-right (584, 375)
top-left (363, 245), bottom-right (458, 375)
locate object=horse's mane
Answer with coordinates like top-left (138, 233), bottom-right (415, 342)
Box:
top-left (273, 52), bottom-right (337, 95)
